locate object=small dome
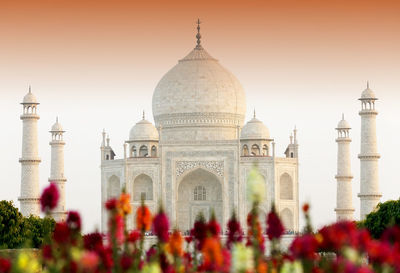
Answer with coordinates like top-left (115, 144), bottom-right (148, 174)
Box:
top-left (129, 118), bottom-right (159, 141)
top-left (337, 118), bottom-right (351, 129)
top-left (240, 117), bottom-right (270, 140)
top-left (22, 90), bottom-right (38, 104)
top-left (360, 83), bottom-right (376, 99)
top-left (51, 118), bottom-right (64, 132)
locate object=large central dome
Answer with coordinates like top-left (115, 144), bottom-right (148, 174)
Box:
top-left (152, 34), bottom-right (246, 141)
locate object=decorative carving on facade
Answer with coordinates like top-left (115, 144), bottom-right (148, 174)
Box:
top-left (176, 160), bottom-right (224, 177)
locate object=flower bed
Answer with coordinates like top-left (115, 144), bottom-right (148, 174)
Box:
top-left (1, 168), bottom-right (399, 273)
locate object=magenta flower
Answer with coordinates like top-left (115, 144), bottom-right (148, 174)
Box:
top-left (40, 183), bottom-right (59, 212)
top-left (67, 211), bottom-right (81, 231)
top-left (152, 208), bottom-right (169, 243)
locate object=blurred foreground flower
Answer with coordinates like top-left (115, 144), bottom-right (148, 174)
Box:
top-left (246, 166), bottom-right (265, 203)
top-left (40, 182), bottom-right (59, 212)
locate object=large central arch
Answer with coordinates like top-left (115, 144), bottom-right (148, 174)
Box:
top-left (176, 168), bottom-right (223, 232)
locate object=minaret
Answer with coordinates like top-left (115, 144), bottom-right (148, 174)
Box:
top-left (49, 117), bottom-right (67, 221)
top-left (335, 114), bottom-right (354, 221)
top-left (19, 87), bottom-right (41, 216)
top-left (358, 82), bottom-right (381, 220)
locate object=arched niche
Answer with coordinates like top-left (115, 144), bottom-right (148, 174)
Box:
top-left (280, 173), bottom-right (293, 200)
top-left (251, 144), bottom-right (260, 156)
top-left (151, 146), bottom-right (157, 157)
top-left (177, 168), bottom-right (222, 232)
top-left (108, 175), bottom-right (120, 198)
top-left (243, 145), bottom-right (249, 156)
top-left (280, 208), bottom-right (293, 231)
top-left (132, 174), bottom-right (153, 201)
top-left (139, 145), bottom-right (148, 157)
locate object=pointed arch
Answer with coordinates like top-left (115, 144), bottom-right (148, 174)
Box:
top-left (108, 175), bottom-right (120, 198)
top-left (280, 208), bottom-right (293, 231)
top-left (243, 145), bottom-right (249, 156)
top-left (177, 168), bottom-right (222, 231)
top-left (139, 145), bottom-right (148, 157)
top-left (133, 174), bottom-right (153, 201)
top-left (280, 173), bottom-right (293, 200)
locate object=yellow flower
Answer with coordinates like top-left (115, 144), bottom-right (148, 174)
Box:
top-left (70, 247), bottom-right (83, 261)
top-left (280, 261), bottom-right (303, 273)
top-left (246, 166), bottom-right (266, 203)
top-left (16, 252), bottom-right (40, 273)
top-left (142, 263), bottom-right (162, 273)
top-left (232, 243), bottom-right (254, 272)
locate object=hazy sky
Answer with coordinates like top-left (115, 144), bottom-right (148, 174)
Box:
top-left (1, 0), bottom-right (400, 232)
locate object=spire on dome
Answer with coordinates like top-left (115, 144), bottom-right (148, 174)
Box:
top-left (56, 116), bottom-right (59, 123)
top-left (367, 81), bottom-right (370, 89)
top-left (195, 18), bottom-right (202, 49)
top-left (29, 85), bottom-right (31, 93)
top-left (142, 110), bottom-right (145, 120)
top-left (253, 108), bottom-right (256, 118)
top-left (342, 113), bottom-right (344, 120)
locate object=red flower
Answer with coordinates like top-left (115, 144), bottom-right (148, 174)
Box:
top-left (108, 214), bottom-right (124, 245)
top-left (128, 229), bottom-right (141, 243)
top-left (83, 232), bottom-right (104, 251)
top-left (207, 214), bottom-right (221, 237)
top-left (152, 208), bottom-right (169, 243)
top-left (318, 221), bottom-right (357, 251)
top-left (266, 210), bottom-right (285, 240)
top-left (289, 234), bottom-right (319, 260)
top-left (0, 257), bottom-right (11, 273)
top-left (191, 215), bottom-right (207, 250)
top-left (185, 235), bottom-right (193, 244)
top-left (53, 222), bottom-right (70, 244)
top-left (40, 183), bottom-right (59, 212)
top-left (42, 244), bottom-right (52, 260)
top-left (226, 212), bottom-right (243, 249)
top-left (120, 254), bottom-right (133, 270)
top-left (67, 211), bottom-right (81, 231)
top-left (105, 199), bottom-right (118, 210)
top-left (302, 203), bottom-right (310, 213)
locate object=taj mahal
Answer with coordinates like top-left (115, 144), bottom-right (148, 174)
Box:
top-left (17, 21), bottom-right (382, 234)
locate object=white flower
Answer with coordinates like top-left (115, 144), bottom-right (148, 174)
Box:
top-left (246, 166), bottom-right (266, 203)
top-left (232, 243), bottom-right (254, 272)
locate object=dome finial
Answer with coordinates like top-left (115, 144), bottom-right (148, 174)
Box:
top-left (253, 108), bottom-right (256, 118)
top-left (342, 113), bottom-right (344, 120)
top-left (29, 85), bottom-right (31, 93)
top-left (196, 18), bottom-right (202, 49)
top-left (56, 116), bottom-right (59, 123)
top-left (367, 81), bottom-right (370, 89)
top-left (142, 110), bottom-right (145, 120)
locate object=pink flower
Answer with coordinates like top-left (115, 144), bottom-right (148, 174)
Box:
top-left (80, 251), bottom-right (100, 272)
top-left (40, 183), bottom-right (59, 212)
top-left (152, 208), bottom-right (169, 243)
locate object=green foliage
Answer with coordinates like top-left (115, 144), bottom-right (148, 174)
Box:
top-left (23, 216), bottom-right (55, 248)
top-left (0, 201), bottom-right (25, 249)
top-left (0, 200), bottom-right (55, 249)
top-left (364, 198), bottom-right (400, 239)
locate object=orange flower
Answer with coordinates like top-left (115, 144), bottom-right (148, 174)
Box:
top-left (136, 205), bottom-right (152, 231)
top-left (118, 193), bottom-right (132, 215)
top-left (167, 230), bottom-right (184, 257)
top-left (201, 237), bottom-right (223, 269)
top-left (257, 260), bottom-right (268, 273)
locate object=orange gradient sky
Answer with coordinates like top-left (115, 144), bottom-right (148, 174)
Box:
top-left (1, 0), bottom-right (400, 232)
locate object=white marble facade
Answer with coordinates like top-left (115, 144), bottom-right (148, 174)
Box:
top-left (100, 30), bottom-right (299, 233)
